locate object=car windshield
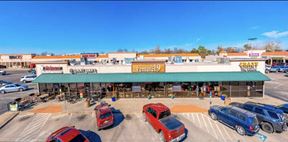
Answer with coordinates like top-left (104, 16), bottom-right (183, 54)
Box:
top-left (15, 84), bottom-right (21, 87)
top-left (100, 112), bottom-right (112, 119)
top-left (69, 134), bottom-right (86, 142)
top-left (159, 110), bottom-right (171, 120)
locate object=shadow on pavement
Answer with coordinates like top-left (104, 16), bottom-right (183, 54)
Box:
top-left (80, 130), bottom-right (102, 142)
top-left (180, 128), bottom-right (189, 142)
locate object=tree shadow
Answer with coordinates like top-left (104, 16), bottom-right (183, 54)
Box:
top-left (79, 130), bottom-right (102, 142)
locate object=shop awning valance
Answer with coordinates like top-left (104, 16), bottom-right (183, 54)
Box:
top-left (33, 71), bottom-right (270, 83)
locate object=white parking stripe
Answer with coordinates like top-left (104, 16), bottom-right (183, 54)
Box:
top-left (219, 123), bottom-right (232, 142)
top-left (200, 113), bottom-right (210, 133)
top-left (206, 115), bottom-right (219, 140)
top-left (214, 120), bottom-right (226, 142)
top-left (16, 113), bottom-right (51, 142)
top-left (196, 113), bottom-right (202, 129)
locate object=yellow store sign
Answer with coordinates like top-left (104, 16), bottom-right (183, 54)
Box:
top-left (132, 61), bottom-right (165, 73)
top-left (239, 62), bottom-right (258, 71)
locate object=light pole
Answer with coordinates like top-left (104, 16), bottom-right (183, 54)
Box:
top-left (248, 37), bottom-right (258, 50)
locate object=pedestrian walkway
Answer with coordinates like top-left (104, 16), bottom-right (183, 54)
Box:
top-left (16, 113), bottom-right (51, 142)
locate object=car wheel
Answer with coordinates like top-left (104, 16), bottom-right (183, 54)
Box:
top-left (261, 122), bottom-right (274, 133)
top-left (19, 88), bottom-right (23, 92)
top-left (159, 131), bottom-right (165, 142)
top-left (209, 112), bottom-right (217, 120)
top-left (1, 90), bottom-right (5, 94)
top-left (235, 125), bottom-right (246, 136)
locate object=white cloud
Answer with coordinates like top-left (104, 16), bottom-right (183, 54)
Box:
top-left (262, 30), bottom-right (288, 38)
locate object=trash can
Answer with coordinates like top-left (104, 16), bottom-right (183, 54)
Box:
top-left (111, 97), bottom-right (116, 102)
top-left (220, 95), bottom-right (226, 101)
top-left (9, 102), bottom-right (18, 111)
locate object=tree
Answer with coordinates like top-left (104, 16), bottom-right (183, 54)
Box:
top-left (226, 47), bottom-right (238, 53)
top-left (263, 41), bottom-right (282, 52)
top-left (190, 48), bottom-right (198, 53)
top-left (243, 44), bottom-right (252, 51)
top-left (216, 46), bottom-right (225, 55)
top-left (197, 45), bottom-right (208, 58)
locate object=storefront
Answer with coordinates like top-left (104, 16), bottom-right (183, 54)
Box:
top-left (33, 71), bottom-right (270, 99)
top-left (0, 54), bottom-right (35, 68)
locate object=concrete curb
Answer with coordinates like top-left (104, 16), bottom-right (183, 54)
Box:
top-left (0, 112), bottom-right (19, 129)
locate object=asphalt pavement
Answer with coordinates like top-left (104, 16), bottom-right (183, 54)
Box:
top-left (265, 73), bottom-right (288, 102)
top-left (0, 69), bottom-right (37, 115)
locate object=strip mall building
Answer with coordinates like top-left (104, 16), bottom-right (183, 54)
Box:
top-left (31, 52), bottom-right (271, 99)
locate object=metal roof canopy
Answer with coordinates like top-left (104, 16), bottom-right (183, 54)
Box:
top-left (33, 72), bottom-right (270, 83)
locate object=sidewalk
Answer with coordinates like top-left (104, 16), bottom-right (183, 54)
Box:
top-left (0, 111), bottom-right (19, 129)
top-left (22, 94), bottom-right (285, 115)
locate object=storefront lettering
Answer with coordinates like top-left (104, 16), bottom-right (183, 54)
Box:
top-left (43, 66), bottom-right (63, 71)
top-left (239, 62), bottom-right (258, 71)
top-left (70, 69), bottom-right (98, 74)
top-left (132, 63), bottom-right (165, 73)
top-left (9, 55), bottom-right (22, 59)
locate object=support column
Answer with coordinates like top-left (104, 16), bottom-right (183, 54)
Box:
top-left (229, 82), bottom-right (232, 97)
top-left (196, 84), bottom-right (199, 97)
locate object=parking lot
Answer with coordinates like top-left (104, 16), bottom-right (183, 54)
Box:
top-left (0, 71), bottom-right (287, 142)
top-left (0, 109), bottom-right (287, 142)
top-left (0, 69), bottom-right (37, 114)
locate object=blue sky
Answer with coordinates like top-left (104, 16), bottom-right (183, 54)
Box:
top-left (0, 1), bottom-right (288, 54)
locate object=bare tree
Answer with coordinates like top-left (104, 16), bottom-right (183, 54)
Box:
top-left (263, 41), bottom-right (282, 52)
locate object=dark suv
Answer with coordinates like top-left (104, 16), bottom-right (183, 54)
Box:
top-left (231, 102), bottom-right (288, 133)
top-left (208, 105), bottom-right (260, 136)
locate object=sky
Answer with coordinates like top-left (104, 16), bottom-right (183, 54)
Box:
top-left (0, 1), bottom-right (288, 54)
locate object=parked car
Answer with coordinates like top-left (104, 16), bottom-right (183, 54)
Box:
top-left (279, 66), bottom-right (288, 73)
top-left (142, 103), bottom-right (185, 142)
top-left (208, 105), bottom-right (260, 136)
top-left (231, 101), bottom-right (288, 133)
top-left (0, 83), bottom-right (28, 94)
top-left (269, 66), bottom-right (281, 72)
top-left (0, 80), bottom-right (12, 86)
top-left (0, 70), bottom-right (6, 75)
top-left (46, 126), bottom-right (90, 142)
top-left (95, 102), bottom-right (114, 130)
top-left (278, 104), bottom-right (288, 114)
top-left (20, 74), bottom-right (36, 83)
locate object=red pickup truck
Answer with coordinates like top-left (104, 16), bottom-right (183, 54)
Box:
top-left (143, 103), bottom-right (185, 142)
top-left (95, 102), bottom-right (114, 130)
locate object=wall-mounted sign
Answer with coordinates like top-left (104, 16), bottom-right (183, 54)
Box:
top-left (249, 53), bottom-right (260, 57)
top-left (132, 61), bottom-right (165, 73)
top-left (239, 62), bottom-right (258, 72)
top-left (70, 68), bottom-right (98, 74)
top-left (42, 66), bottom-right (63, 73)
top-left (43, 66), bottom-right (63, 71)
top-left (9, 55), bottom-right (22, 59)
top-left (81, 54), bottom-right (97, 58)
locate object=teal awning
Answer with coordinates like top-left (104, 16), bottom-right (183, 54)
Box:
top-left (33, 72), bottom-right (270, 83)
